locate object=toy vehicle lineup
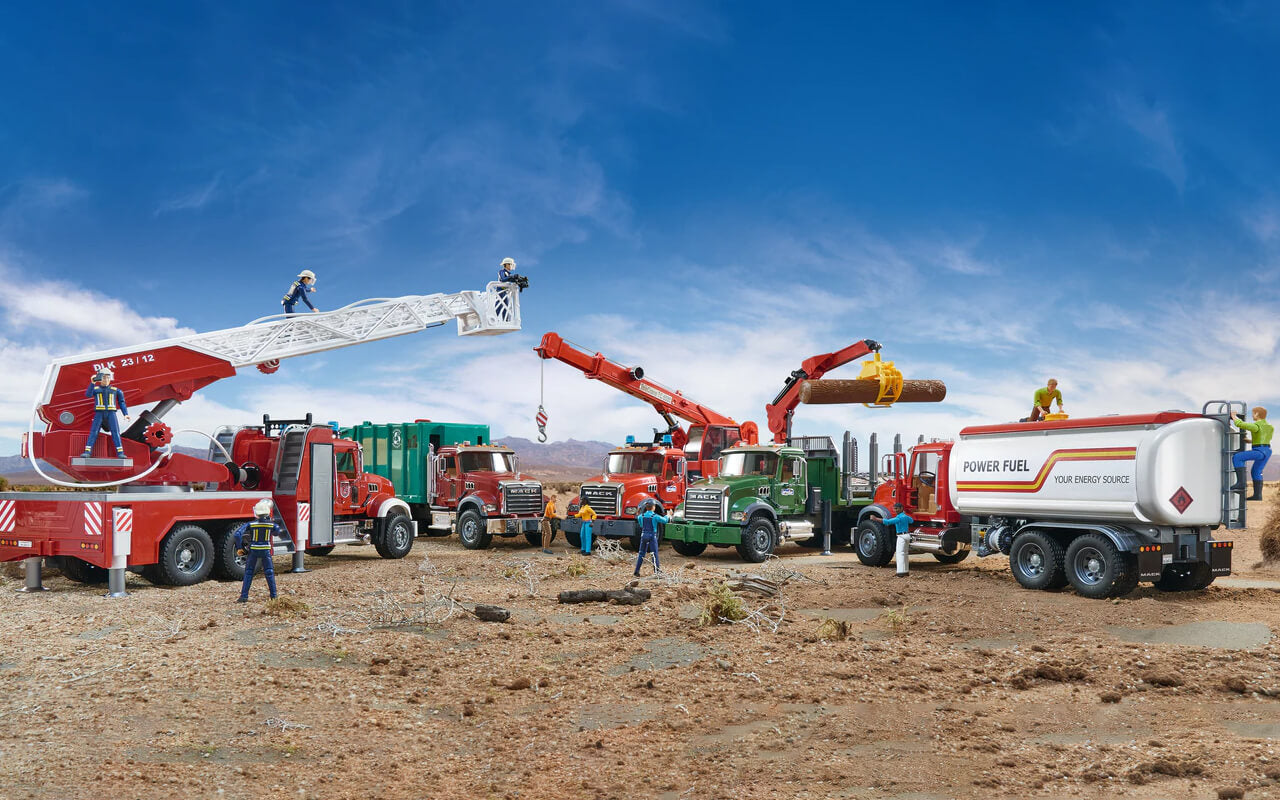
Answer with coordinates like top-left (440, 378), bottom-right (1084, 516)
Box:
top-left (0, 276), bottom-right (1253, 600)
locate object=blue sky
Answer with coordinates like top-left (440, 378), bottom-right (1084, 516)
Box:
top-left (1, 1), bottom-right (1277, 454)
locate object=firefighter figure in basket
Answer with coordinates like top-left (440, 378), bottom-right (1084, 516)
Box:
top-left (281, 269), bottom-right (319, 315)
top-left (82, 369), bottom-right (130, 458)
top-left (634, 500), bottom-right (667, 577)
top-left (497, 257), bottom-right (529, 291)
top-left (1231, 406), bottom-right (1273, 501)
top-left (236, 499), bottom-right (281, 602)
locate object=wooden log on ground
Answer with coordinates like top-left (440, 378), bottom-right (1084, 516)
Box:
top-left (473, 604), bottom-right (511, 623)
top-left (798, 379), bottom-right (947, 405)
top-left (558, 587), bottom-right (652, 605)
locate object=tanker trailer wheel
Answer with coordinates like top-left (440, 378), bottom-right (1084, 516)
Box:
top-left (1064, 534), bottom-right (1136, 599)
top-left (1153, 562), bottom-right (1214, 592)
top-left (156, 524), bottom-right (215, 586)
top-left (59, 557), bottom-right (110, 585)
top-left (932, 547), bottom-right (971, 565)
top-left (1009, 531), bottom-right (1067, 591)
top-left (854, 518), bottom-right (894, 567)
top-left (374, 512), bottom-right (414, 559)
top-left (212, 522), bottom-right (249, 581)
top-left (457, 509), bottom-right (492, 550)
top-left (736, 517), bottom-right (777, 563)
top-left (671, 539), bottom-right (707, 557)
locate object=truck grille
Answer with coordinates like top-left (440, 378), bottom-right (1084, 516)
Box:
top-left (581, 485), bottom-right (622, 516)
top-left (502, 483), bottom-right (543, 516)
top-left (684, 489), bottom-right (724, 522)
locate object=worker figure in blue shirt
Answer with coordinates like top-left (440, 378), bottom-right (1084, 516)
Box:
top-left (634, 499), bottom-right (667, 577)
top-left (882, 503), bottom-right (913, 535)
top-left (281, 270), bottom-right (319, 315)
top-left (236, 499), bottom-right (281, 602)
top-left (82, 369), bottom-right (130, 458)
top-left (497, 257), bottom-right (529, 290)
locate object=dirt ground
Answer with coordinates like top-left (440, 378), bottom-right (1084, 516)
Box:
top-left (1, 490), bottom-right (1279, 800)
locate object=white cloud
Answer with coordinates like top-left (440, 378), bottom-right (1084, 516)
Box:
top-left (154, 172), bottom-right (222, 216)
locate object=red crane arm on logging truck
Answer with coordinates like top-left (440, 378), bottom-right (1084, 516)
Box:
top-left (765, 338), bottom-right (882, 443)
top-left (533, 332), bottom-right (757, 448)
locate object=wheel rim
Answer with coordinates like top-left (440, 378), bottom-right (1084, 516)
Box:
top-left (749, 526), bottom-right (770, 553)
top-left (176, 537), bottom-right (208, 574)
top-left (1072, 546), bottom-right (1106, 585)
top-left (460, 519), bottom-right (476, 542)
top-left (391, 521), bottom-right (410, 550)
top-left (1018, 543), bottom-right (1046, 578)
top-left (859, 529), bottom-right (877, 556)
top-left (234, 551), bottom-right (246, 569)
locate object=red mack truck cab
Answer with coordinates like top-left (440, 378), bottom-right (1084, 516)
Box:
top-left (426, 443), bottom-right (547, 550)
top-left (562, 434), bottom-right (689, 548)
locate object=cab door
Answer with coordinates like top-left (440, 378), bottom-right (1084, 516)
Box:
top-left (334, 444), bottom-right (361, 514)
top-left (435, 455), bottom-right (460, 505)
top-left (661, 457), bottom-right (684, 505)
top-left (771, 457), bottom-right (806, 514)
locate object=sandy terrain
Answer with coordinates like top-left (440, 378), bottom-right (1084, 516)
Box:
top-left (1, 489), bottom-right (1279, 800)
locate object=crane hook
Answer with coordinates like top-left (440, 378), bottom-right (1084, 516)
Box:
top-left (535, 358), bottom-right (548, 443)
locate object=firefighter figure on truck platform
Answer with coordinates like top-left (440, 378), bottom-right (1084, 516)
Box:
top-left (281, 269), bottom-right (319, 315)
top-left (237, 499), bottom-right (281, 602)
top-left (82, 369), bottom-right (130, 458)
top-left (1231, 406), bottom-right (1272, 501)
top-left (634, 500), bottom-right (667, 577)
top-left (497, 257), bottom-right (529, 290)
top-left (1026, 378), bottom-right (1065, 422)
top-left (575, 502), bottom-right (597, 556)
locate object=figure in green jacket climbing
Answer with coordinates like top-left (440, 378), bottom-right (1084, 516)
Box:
top-left (1231, 406), bottom-right (1272, 501)
top-left (1027, 379), bottom-right (1064, 422)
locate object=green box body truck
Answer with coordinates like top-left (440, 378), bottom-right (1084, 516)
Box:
top-left (664, 434), bottom-right (878, 562)
top-left (341, 421), bottom-right (547, 550)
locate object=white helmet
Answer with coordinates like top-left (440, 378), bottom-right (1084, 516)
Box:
top-left (96, 368), bottom-right (114, 380)
top-left (298, 269), bottom-right (316, 280)
top-left (500, 258), bottom-right (516, 268)
top-left (253, 499), bottom-right (273, 517)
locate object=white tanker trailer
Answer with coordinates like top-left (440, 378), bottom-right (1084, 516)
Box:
top-left (854, 403), bottom-right (1247, 598)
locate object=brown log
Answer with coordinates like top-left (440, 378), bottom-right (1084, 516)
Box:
top-left (798, 379), bottom-right (947, 405)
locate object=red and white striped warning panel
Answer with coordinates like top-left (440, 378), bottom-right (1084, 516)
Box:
top-left (298, 503), bottom-right (311, 524)
top-left (297, 502), bottom-right (311, 547)
top-left (0, 500), bottom-right (14, 534)
top-left (112, 507), bottom-right (133, 536)
top-left (84, 502), bottom-right (103, 536)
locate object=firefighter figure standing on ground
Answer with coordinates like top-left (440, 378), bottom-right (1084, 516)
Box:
top-left (497, 257), bottom-right (529, 290)
top-left (1231, 406), bottom-right (1272, 501)
top-left (82, 369), bottom-right (130, 458)
top-left (1027, 378), bottom-right (1065, 422)
top-left (237, 499), bottom-right (281, 602)
top-left (634, 500), bottom-right (667, 576)
top-left (282, 269), bottom-right (319, 315)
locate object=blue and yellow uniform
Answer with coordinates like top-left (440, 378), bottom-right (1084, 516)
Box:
top-left (281, 280), bottom-right (316, 314)
top-left (634, 504), bottom-right (667, 576)
top-left (83, 382), bottom-right (129, 457)
top-left (237, 517), bottom-right (281, 601)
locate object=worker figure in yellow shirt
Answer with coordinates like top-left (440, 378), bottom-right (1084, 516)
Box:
top-left (575, 502), bottom-right (597, 556)
top-left (540, 497), bottom-right (558, 554)
top-left (1028, 379), bottom-right (1064, 422)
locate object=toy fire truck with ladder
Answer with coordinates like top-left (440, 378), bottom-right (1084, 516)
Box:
top-left (534, 332), bottom-right (759, 548)
top-left (0, 283), bottom-right (521, 595)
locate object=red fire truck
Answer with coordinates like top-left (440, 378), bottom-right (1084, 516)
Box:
top-left (1, 284), bottom-right (521, 594)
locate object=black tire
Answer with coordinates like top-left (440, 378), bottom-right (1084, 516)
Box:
top-left (563, 529), bottom-right (582, 549)
top-left (305, 546), bottom-right (336, 556)
top-left (1153, 562), bottom-right (1215, 592)
top-left (212, 522), bottom-right (249, 581)
top-left (736, 517), bottom-right (776, 563)
top-left (933, 548), bottom-right (971, 565)
top-left (457, 509), bottom-right (491, 550)
top-left (1064, 533), bottom-right (1135, 599)
top-left (524, 530), bottom-right (543, 547)
top-left (671, 539), bottom-right (707, 557)
top-left (156, 524), bottom-right (215, 586)
top-left (374, 512), bottom-right (414, 559)
top-left (625, 534), bottom-right (641, 551)
top-left (1009, 530), bottom-right (1067, 591)
top-left (60, 557), bottom-right (109, 584)
top-left (854, 518), bottom-right (894, 567)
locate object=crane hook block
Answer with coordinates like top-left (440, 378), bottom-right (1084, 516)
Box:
top-left (856, 353), bottom-right (903, 408)
top-left (257, 359), bottom-right (281, 374)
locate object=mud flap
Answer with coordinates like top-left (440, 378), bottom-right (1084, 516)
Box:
top-left (1206, 540), bottom-right (1233, 576)
top-left (1136, 543), bottom-right (1168, 581)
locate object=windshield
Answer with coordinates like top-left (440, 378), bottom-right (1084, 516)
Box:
top-left (459, 451), bottom-right (516, 473)
top-left (718, 451), bottom-right (778, 478)
top-left (605, 452), bottom-right (663, 475)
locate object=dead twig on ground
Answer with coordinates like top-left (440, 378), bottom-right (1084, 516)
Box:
top-left (262, 718), bottom-right (310, 732)
top-left (501, 558), bottom-right (538, 597)
top-left (592, 538), bottom-right (628, 564)
top-left (60, 662), bottom-right (135, 687)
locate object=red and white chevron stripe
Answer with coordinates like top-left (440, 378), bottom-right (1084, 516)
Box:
top-left (112, 507), bottom-right (133, 536)
top-left (298, 503), bottom-right (311, 523)
top-left (0, 500), bottom-right (14, 533)
top-left (84, 502), bottom-right (103, 536)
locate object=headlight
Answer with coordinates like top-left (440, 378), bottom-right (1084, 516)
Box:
top-left (568, 503), bottom-right (580, 514)
top-left (730, 511), bottom-right (746, 521)
top-left (624, 506), bottom-right (638, 515)
top-left (485, 503), bottom-right (497, 512)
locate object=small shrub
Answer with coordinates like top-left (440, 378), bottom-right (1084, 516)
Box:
top-left (698, 581), bottom-right (747, 626)
top-left (565, 561), bottom-right (588, 578)
top-left (262, 596), bottom-right (310, 617)
top-left (1261, 491), bottom-right (1280, 563)
top-left (883, 605), bottom-right (912, 633)
top-left (815, 617), bottom-right (850, 641)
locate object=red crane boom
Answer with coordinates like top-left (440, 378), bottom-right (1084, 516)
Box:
top-left (765, 338), bottom-right (881, 443)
